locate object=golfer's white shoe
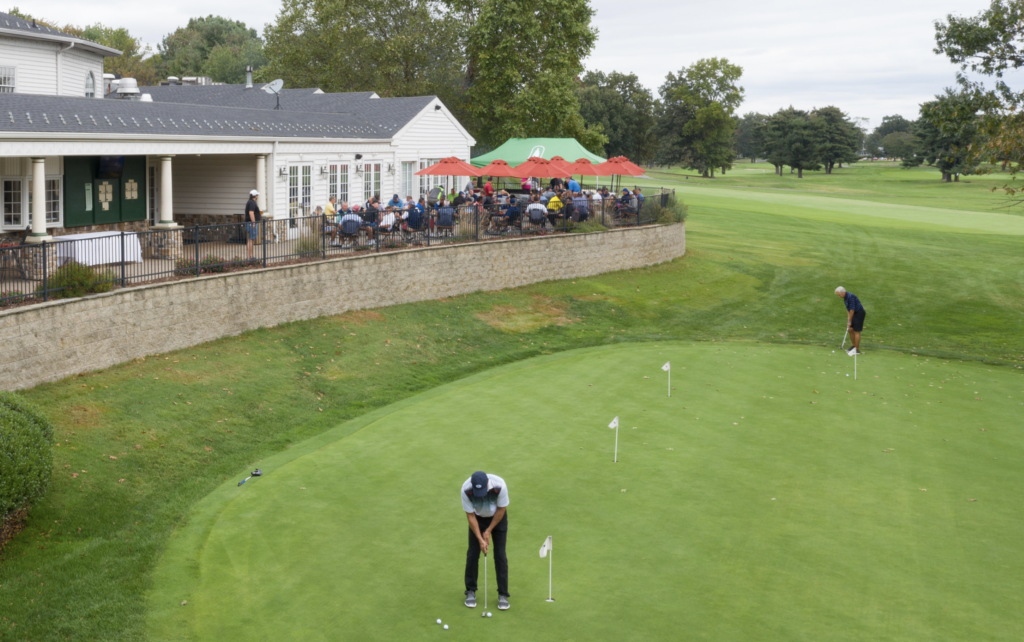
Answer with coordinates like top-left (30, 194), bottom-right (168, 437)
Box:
top-left (847, 348), bottom-right (857, 356)
top-left (498, 596), bottom-right (510, 610)
top-left (465, 591), bottom-right (476, 608)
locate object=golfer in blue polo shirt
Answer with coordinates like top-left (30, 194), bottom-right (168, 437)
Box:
top-left (461, 470), bottom-right (510, 611)
top-left (836, 286), bottom-right (866, 355)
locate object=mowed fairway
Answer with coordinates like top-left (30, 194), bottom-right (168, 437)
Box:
top-left (148, 343), bottom-right (1024, 642)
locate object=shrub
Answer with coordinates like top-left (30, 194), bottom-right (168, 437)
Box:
top-left (174, 255), bottom-right (230, 275)
top-left (571, 220), bottom-right (610, 234)
top-left (296, 235), bottom-right (323, 255)
top-left (0, 391), bottom-right (54, 549)
top-left (35, 261), bottom-right (115, 299)
top-left (641, 193), bottom-right (689, 224)
top-left (1, 291), bottom-right (32, 306)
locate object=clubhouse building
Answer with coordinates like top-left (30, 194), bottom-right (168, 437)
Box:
top-left (0, 11), bottom-right (475, 243)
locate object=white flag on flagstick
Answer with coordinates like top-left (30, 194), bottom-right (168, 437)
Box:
top-left (539, 535), bottom-right (552, 558)
top-left (662, 362), bottom-right (671, 372)
top-left (609, 416), bottom-right (619, 429)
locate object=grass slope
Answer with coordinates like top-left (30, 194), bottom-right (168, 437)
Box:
top-left (1, 163), bottom-right (1022, 640)
top-left (150, 343), bottom-right (1024, 642)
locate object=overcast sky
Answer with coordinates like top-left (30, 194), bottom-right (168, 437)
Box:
top-left (24, 0), bottom-right (1011, 129)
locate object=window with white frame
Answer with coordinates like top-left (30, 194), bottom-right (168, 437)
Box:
top-left (85, 72), bottom-right (95, 98)
top-left (329, 164), bottom-right (349, 205)
top-left (363, 163), bottom-right (380, 202)
top-left (419, 159), bottom-right (442, 197)
top-left (3, 179), bottom-right (23, 227)
top-left (401, 162), bottom-right (415, 199)
top-left (0, 67), bottom-right (14, 94)
top-left (288, 166), bottom-right (299, 218)
top-left (45, 178), bottom-right (61, 224)
top-left (289, 164), bottom-right (312, 220)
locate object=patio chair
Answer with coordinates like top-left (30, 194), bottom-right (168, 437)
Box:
top-left (339, 219), bottom-right (361, 248)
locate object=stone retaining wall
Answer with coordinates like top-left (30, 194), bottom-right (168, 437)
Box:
top-left (0, 224), bottom-right (685, 390)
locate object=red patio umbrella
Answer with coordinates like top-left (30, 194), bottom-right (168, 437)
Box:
top-left (414, 156), bottom-right (480, 176)
top-left (511, 156), bottom-right (557, 179)
top-left (595, 156), bottom-right (646, 177)
top-left (547, 155), bottom-right (575, 176)
top-left (475, 159), bottom-right (521, 178)
top-left (565, 158), bottom-right (609, 177)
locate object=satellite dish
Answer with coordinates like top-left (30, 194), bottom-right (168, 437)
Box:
top-left (262, 79), bottom-right (284, 110)
top-left (262, 79), bottom-right (284, 95)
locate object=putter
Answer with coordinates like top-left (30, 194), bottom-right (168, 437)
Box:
top-left (238, 469), bottom-right (263, 486)
top-left (482, 548), bottom-right (488, 617)
top-left (841, 327), bottom-right (849, 351)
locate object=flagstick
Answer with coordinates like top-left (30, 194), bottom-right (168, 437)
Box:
top-left (855, 354), bottom-right (857, 380)
top-left (614, 424), bottom-right (618, 463)
top-left (547, 546), bottom-right (554, 602)
top-left (668, 367), bottom-right (671, 397)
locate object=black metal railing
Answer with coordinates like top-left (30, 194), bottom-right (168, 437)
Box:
top-left (0, 189), bottom-right (673, 309)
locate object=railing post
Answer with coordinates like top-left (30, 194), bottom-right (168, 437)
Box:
top-left (476, 208), bottom-right (480, 242)
top-left (261, 219), bottom-right (267, 269)
top-left (120, 229), bottom-right (126, 288)
top-left (194, 225), bottom-right (200, 277)
top-left (41, 241), bottom-right (48, 302)
top-left (321, 214), bottom-right (327, 259)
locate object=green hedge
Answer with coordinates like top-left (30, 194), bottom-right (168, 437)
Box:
top-left (0, 391), bottom-right (54, 520)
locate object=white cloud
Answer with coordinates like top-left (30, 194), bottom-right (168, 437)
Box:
top-left (25, 0), bottom-right (1024, 128)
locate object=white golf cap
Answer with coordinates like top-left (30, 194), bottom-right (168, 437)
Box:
top-left (250, 189), bottom-right (259, 196)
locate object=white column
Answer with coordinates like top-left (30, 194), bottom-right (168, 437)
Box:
top-left (26, 157), bottom-right (51, 243)
top-left (255, 154), bottom-right (267, 217)
top-left (154, 155), bottom-right (178, 228)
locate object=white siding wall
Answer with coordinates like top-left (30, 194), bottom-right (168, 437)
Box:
top-left (268, 147), bottom-right (396, 217)
top-left (0, 36), bottom-right (58, 95)
top-left (392, 106), bottom-right (474, 196)
top-left (172, 155), bottom-right (258, 217)
top-left (59, 49), bottom-right (104, 97)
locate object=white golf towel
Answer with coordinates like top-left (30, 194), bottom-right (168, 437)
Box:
top-left (539, 535), bottom-right (552, 558)
top-left (609, 416), bottom-right (619, 430)
top-left (662, 362), bottom-right (670, 372)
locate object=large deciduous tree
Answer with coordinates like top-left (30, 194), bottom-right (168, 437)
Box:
top-left (159, 16), bottom-right (266, 84)
top-left (263, 0), bottom-right (465, 103)
top-left (911, 90), bottom-right (985, 181)
top-left (864, 114), bottom-right (913, 157)
top-left (465, 0), bottom-right (606, 153)
top-left (656, 58), bottom-right (744, 177)
top-left (734, 112), bottom-right (767, 163)
top-left (881, 132), bottom-right (919, 161)
top-left (577, 71), bottom-right (659, 163)
top-left (810, 106), bottom-right (861, 174)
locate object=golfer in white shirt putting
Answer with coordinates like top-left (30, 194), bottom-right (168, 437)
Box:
top-left (462, 471), bottom-right (510, 610)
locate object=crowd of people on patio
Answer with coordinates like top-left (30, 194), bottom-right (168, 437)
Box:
top-left (313, 177), bottom-right (646, 248)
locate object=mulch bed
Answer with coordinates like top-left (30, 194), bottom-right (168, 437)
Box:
top-left (0, 508), bottom-right (28, 555)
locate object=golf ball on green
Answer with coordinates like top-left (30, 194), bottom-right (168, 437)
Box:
top-left (444, 624), bottom-right (449, 630)
top-left (436, 619), bottom-right (441, 624)
top-left (487, 612), bottom-right (493, 617)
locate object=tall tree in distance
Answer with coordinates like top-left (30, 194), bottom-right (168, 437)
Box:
top-left (263, 0), bottom-right (465, 104)
top-left (864, 114), bottom-right (913, 156)
top-left (913, 90), bottom-right (985, 181)
top-left (159, 16), bottom-right (266, 84)
top-left (734, 112), bottom-right (767, 162)
top-left (810, 106), bottom-right (861, 173)
top-left (466, 0), bottom-right (606, 152)
top-left (577, 71), bottom-right (659, 163)
top-left (656, 58), bottom-right (744, 177)
top-left (69, 24), bottom-right (160, 85)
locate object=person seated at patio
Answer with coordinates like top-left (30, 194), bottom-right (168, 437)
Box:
top-left (379, 207), bottom-right (399, 233)
top-left (567, 177), bottom-right (580, 193)
top-left (572, 192), bottom-right (590, 222)
top-left (436, 198), bottom-right (456, 235)
top-left (428, 185), bottom-right (443, 207)
top-left (526, 195), bottom-right (548, 230)
top-left (453, 191), bottom-right (468, 207)
top-left (505, 197), bottom-right (521, 227)
top-left (405, 195), bottom-right (417, 210)
top-left (496, 190), bottom-right (510, 205)
top-left (540, 188), bottom-right (555, 205)
top-left (549, 176), bottom-right (563, 190)
top-left (361, 200), bottom-right (379, 244)
top-left (338, 207), bottom-right (362, 246)
top-left (387, 194), bottom-right (403, 208)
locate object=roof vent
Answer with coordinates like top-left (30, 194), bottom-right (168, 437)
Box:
top-left (166, 76), bottom-right (180, 85)
top-left (116, 78), bottom-right (141, 100)
top-left (245, 66), bottom-right (253, 89)
top-left (140, 94), bottom-right (153, 103)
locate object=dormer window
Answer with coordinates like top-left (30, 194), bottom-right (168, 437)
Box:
top-left (85, 72), bottom-right (95, 98)
top-left (0, 66), bottom-right (14, 93)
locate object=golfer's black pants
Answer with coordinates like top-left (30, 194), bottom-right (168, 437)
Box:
top-left (465, 514), bottom-right (509, 597)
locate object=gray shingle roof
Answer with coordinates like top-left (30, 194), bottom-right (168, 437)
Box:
top-left (114, 84), bottom-right (435, 135)
top-left (0, 12), bottom-right (121, 56)
top-left (0, 93), bottom-right (390, 139)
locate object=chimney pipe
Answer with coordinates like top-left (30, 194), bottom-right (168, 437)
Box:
top-left (245, 66), bottom-right (253, 89)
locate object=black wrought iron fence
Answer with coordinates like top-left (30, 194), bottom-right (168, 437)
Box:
top-left (0, 189), bottom-right (674, 310)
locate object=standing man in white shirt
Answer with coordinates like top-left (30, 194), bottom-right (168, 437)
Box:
top-left (462, 470), bottom-right (510, 610)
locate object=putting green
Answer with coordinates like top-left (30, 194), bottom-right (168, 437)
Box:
top-left (675, 185), bottom-right (1024, 235)
top-left (148, 343), bottom-right (1024, 641)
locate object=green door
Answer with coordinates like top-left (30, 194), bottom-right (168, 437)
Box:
top-left (93, 178), bottom-right (120, 224)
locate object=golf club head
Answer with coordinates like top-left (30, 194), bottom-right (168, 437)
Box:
top-left (252, 469), bottom-right (263, 477)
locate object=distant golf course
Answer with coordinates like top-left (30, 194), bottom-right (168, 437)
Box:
top-left (3, 162), bottom-right (1022, 640)
top-left (149, 343), bottom-right (1023, 641)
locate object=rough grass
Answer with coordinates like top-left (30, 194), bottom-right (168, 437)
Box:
top-left (1, 163), bottom-right (1023, 640)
